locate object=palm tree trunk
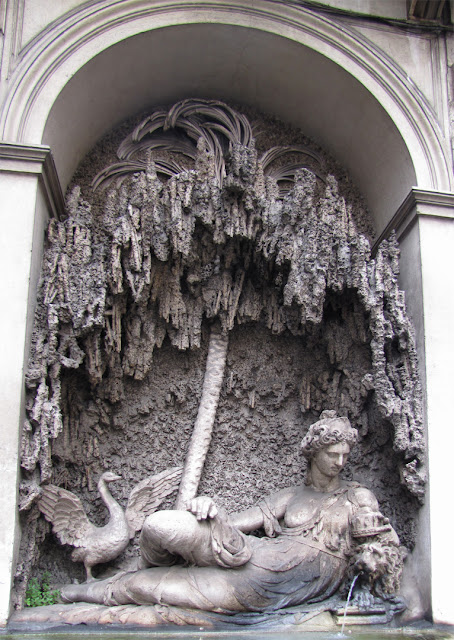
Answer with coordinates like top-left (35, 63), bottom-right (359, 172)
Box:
top-left (175, 324), bottom-right (228, 509)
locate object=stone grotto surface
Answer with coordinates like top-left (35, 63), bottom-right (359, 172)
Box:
top-left (14, 100), bottom-right (425, 617)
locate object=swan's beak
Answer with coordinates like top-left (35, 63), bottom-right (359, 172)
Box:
top-left (109, 474), bottom-right (122, 482)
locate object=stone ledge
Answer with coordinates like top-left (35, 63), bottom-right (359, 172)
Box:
top-left (8, 602), bottom-right (338, 630)
top-left (8, 598), bottom-right (410, 632)
top-left (372, 188), bottom-right (454, 253)
top-left (0, 142), bottom-right (64, 219)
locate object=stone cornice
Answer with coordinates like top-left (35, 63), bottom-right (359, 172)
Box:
top-left (372, 188), bottom-right (454, 253)
top-left (0, 142), bottom-right (64, 219)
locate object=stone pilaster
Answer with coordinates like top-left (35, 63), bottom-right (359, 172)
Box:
top-left (376, 188), bottom-right (454, 625)
top-left (0, 143), bottom-right (62, 624)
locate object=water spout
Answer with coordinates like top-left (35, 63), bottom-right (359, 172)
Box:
top-left (340, 573), bottom-right (360, 636)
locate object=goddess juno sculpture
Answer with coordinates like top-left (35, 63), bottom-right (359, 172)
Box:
top-left (61, 411), bottom-right (403, 614)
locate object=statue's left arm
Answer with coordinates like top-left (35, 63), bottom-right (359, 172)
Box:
top-left (229, 486), bottom-right (296, 534)
top-left (186, 494), bottom-right (266, 531)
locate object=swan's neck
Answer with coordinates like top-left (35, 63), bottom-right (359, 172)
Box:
top-left (98, 479), bottom-right (122, 516)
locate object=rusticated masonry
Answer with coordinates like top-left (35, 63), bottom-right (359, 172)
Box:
top-left (16, 100), bottom-right (425, 603)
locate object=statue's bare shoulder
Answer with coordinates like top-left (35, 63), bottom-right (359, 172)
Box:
top-left (347, 485), bottom-right (379, 509)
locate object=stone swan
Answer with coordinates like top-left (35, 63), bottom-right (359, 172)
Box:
top-left (38, 467), bottom-right (182, 581)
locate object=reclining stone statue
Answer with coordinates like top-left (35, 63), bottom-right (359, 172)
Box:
top-left (61, 411), bottom-right (403, 613)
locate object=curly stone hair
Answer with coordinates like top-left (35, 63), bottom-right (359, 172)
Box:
top-left (301, 410), bottom-right (358, 460)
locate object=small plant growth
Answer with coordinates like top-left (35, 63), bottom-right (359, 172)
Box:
top-left (25, 571), bottom-right (60, 607)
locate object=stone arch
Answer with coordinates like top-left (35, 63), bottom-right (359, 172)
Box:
top-left (0, 0), bottom-right (452, 232)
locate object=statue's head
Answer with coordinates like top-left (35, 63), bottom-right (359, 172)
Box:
top-left (300, 410), bottom-right (358, 460)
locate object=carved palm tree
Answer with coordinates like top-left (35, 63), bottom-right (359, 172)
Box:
top-left (92, 99), bottom-right (324, 507)
top-left (175, 324), bottom-right (228, 509)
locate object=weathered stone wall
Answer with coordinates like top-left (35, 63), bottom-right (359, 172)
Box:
top-left (14, 101), bottom-right (425, 603)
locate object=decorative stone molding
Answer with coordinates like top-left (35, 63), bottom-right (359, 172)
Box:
top-left (0, 142), bottom-right (64, 219)
top-left (407, 0), bottom-right (449, 24)
top-left (372, 188), bottom-right (454, 252)
top-left (0, 0), bottom-right (451, 193)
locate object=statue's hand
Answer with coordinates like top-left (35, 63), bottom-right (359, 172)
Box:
top-left (189, 496), bottom-right (218, 520)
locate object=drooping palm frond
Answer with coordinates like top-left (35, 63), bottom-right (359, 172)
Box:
top-left (164, 99), bottom-right (253, 147)
top-left (92, 161), bottom-right (147, 192)
top-left (260, 146), bottom-right (325, 198)
top-left (93, 99), bottom-right (254, 191)
top-left (119, 134), bottom-right (197, 164)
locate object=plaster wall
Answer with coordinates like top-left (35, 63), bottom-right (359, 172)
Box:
top-left (390, 203), bottom-right (454, 624)
top-left (0, 171), bottom-right (49, 624)
top-left (353, 23), bottom-right (449, 130)
top-left (20, 0), bottom-right (84, 48)
top-left (397, 222), bottom-right (431, 619)
top-left (398, 223), bottom-right (425, 361)
top-left (15, 0), bottom-right (410, 51)
top-left (26, 181), bottom-right (51, 357)
top-left (317, 0), bottom-right (407, 19)
top-left (447, 33), bottom-right (454, 165)
top-left (418, 215), bottom-right (454, 624)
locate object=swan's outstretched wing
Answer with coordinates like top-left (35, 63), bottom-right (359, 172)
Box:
top-left (39, 485), bottom-right (94, 547)
top-left (125, 466), bottom-right (183, 537)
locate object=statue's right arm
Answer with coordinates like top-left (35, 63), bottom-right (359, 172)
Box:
top-left (229, 487), bottom-right (295, 533)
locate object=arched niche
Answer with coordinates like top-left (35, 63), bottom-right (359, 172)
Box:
top-left (19, 101), bottom-right (424, 603)
top-left (1, 2), bottom-right (451, 234)
top-left (41, 22), bottom-right (417, 234)
top-left (3, 0), bottom-right (452, 622)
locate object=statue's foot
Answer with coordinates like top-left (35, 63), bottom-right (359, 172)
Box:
top-left (60, 584), bottom-right (86, 602)
top-left (61, 583), bottom-right (83, 603)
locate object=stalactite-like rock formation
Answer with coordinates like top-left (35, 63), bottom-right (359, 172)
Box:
top-left (16, 100), bottom-right (425, 602)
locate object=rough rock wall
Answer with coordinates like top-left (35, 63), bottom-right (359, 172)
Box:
top-left (15, 100), bottom-right (425, 602)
